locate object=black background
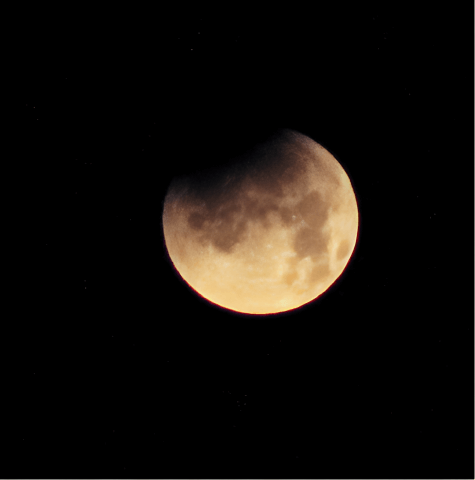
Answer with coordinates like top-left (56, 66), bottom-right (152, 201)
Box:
top-left (14, 3), bottom-right (473, 479)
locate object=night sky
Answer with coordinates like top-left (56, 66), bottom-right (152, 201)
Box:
top-left (15, 4), bottom-right (473, 479)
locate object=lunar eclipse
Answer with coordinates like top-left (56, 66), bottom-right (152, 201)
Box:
top-left (162, 128), bottom-right (358, 314)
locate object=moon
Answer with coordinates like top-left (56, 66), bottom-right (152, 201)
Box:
top-left (162, 128), bottom-right (358, 315)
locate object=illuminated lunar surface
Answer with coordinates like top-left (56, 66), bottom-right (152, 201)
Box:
top-left (162, 129), bottom-right (359, 315)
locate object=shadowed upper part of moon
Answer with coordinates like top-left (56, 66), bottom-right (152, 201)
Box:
top-left (169, 129), bottom-right (338, 256)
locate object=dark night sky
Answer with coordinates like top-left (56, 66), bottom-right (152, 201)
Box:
top-left (14, 4), bottom-right (473, 479)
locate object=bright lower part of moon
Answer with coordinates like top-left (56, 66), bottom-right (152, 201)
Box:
top-left (162, 129), bottom-right (358, 315)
